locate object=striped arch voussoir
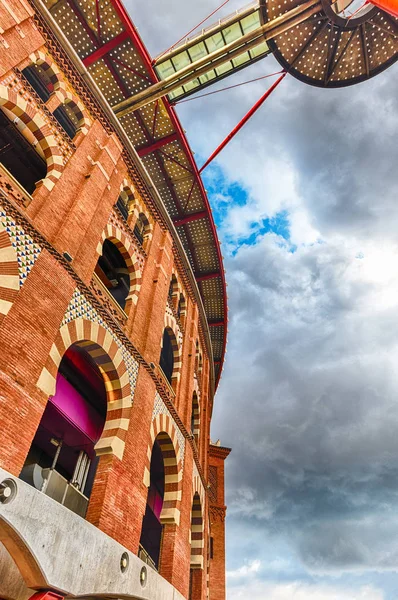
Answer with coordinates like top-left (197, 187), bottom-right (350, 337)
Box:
top-left (0, 224), bottom-right (19, 327)
top-left (191, 391), bottom-right (200, 441)
top-left (144, 413), bottom-right (182, 525)
top-left (63, 91), bottom-right (91, 135)
top-left (98, 224), bottom-right (142, 312)
top-left (163, 318), bottom-right (181, 382)
top-left (191, 483), bottom-right (205, 569)
top-left (28, 50), bottom-right (67, 100)
top-left (0, 84), bottom-right (63, 191)
top-left (37, 318), bottom-right (131, 461)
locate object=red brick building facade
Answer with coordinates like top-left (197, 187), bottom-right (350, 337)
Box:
top-left (0, 1), bottom-right (230, 599)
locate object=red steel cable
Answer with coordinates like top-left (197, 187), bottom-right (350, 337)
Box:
top-left (199, 71), bottom-right (286, 173)
top-left (174, 70), bottom-right (286, 104)
top-left (154, 0), bottom-right (230, 63)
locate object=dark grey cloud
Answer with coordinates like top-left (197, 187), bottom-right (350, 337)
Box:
top-left (130, 2), bottom-right (398, 597)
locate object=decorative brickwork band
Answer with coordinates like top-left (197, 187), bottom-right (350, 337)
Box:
top-left (0, 84), bottom-right (63, 191)
top-left (37, 318), bottom-right (132, 460)
top-left (97, 224), bottom-right (142, 313)
top-left (190, 491), bottom-right (204, 569)
top-left (0, 223), bottom-right (19, 326)
top-left (144, 413), bottom-right (183, 525)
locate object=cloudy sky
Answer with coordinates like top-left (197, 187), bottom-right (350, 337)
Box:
top-left (129, 1), bottom-right (398, 597)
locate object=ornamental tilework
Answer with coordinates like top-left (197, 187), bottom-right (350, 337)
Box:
top-left (153, 392), bottom-right (186, 470)
top-left (0, 206), bottom-right (41, 284)
top-left (61, 288), bottom-right (139, 397)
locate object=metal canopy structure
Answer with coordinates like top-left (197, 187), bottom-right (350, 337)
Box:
top-left (111, 0), bottom-right (398, 115)
top-left (41, 0), bottom-right (398, 389)
top-left (43, 0), bottom-right (228, 387)
top-left (262, 0), bottom-right (398, 87)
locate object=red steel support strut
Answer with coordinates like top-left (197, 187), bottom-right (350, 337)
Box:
top-left (199, 71), bottom-right (286, 173)
top-left (368, 0), bottom-right (398, 16)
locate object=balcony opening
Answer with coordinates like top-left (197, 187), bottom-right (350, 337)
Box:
top-left (189, 492), bottom-right (204, 598)
top-left (21, 64), bottom-right (53, 103)
top-left (20, 343), bottom-right (107, 518)
top-left (0, 108), bottom-right (47, 194)
top-left (53, 102), bottom-right (79, 139)
top-left (177, 293), bottom-right (185, 321)
top-left (191, 392), bottom-right (200, 442)
top-left (159, 328), bottom-right (175, 384)
top-left (139, 438), bottom-right (165, 570)
top-left (168, 274), bottom-right (177, 303)
top-left (116, 194), bottom-right (129, 221)
top-left (94, 239), bottom-right (130, 311)
top-left (133, 212), bottom-right (150, 247)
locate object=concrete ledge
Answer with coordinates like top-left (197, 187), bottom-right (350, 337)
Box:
top-left (0, 468), bottom-right (185, 600)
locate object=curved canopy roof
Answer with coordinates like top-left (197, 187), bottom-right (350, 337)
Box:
top-left (44, 0), bottom-right (228, 387)
top-left (261, 0), bottom-right (398, 87)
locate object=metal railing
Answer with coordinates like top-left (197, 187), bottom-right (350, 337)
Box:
top-left (138, 544), bottom-right (157, 571)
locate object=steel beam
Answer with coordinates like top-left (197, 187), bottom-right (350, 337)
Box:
top-left (83, 30), bottom-right (129, 67)
top-left (173, 211), bottom-right (208, 227)
top-left (112, 0), bottom-right (321, 116)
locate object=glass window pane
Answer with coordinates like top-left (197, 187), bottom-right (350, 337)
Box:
top-left (241, 12), bottom-right (260, 34)
top-left (205, 32), bottom-right (225, 53)
top-left (215, 62), bottom-right (233, 76)
top-left (156, 60), bottom-right (175, 79)
top-left (199, 70), bottom-right (216, 84)
top-left (249, 41), bottom-right (269, 58)
top-left (188, 42), bottom-right (208, 62)
top-left (232, 52), bottom-right (250, 68)
top-left (172, 51), bottom-right (191, 71)
top-left (222, 22), bottom-right (242, 44)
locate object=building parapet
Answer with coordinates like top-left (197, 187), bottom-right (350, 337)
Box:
top-left (0, 468), bottom-right (185, 600)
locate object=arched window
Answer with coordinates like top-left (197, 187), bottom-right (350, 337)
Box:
top-left (191, 392), bottom-right (200, 442)
top-left (177, 293), bottom-right (186, 322)
top-left (22, 64), bottom-right (52, 103)
top-left (0, 108), bottom-right (47, 194)
top-left (139, 438), bottom-right (165, 570)
top-left (134, 212), bottom-right (150, 247)
top-left (94, 239), bottom-right (130, 311)
top-left (53, 101), bottom-right (81, 139)
top-left (168, 274), bottom-right (178, 303)
top-left (159, 328), bottom-right (175, 384)
top-left (20, 344), bottom-right (107, 518)
top-left (116, 195), bottom-right (129, 221)
top-left (189, 493), bottom-right (204, 597)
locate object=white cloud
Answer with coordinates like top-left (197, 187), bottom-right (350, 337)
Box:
top-left (227, 559), bottom-right (262, 579)
top-left (228, 581), bottom-right (384, 600)
top-left (130, 2), bottom-right (398, 597)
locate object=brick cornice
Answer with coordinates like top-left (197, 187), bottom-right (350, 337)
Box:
top-left (209, 444), bottom-right (231, 460)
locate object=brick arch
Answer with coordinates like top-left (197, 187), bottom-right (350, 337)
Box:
top-left (190, 490), bottom-right (204, 569)
top-left (62, 91), bottom-right (91, 136)
top-left (144, 413), bottom-right (183, 525)
top-left (131, 198), bottom-right (153, 246)
top-left (28, 49), bottom-right (67, 99)
top-left (36, 318), bottom-right (132, 460)
top-left (191, 391), bottom-right (200, 441)
top-left (162, 322), bottom-right (182, 384)
top-left (96, 223), bottom-right (142, 313)
top-left (0, 223), bottom-right (19, 327)
top-left (0, 84), bottom-right (63, 191)
top-left (119, 179), bottom-right (136, 211)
